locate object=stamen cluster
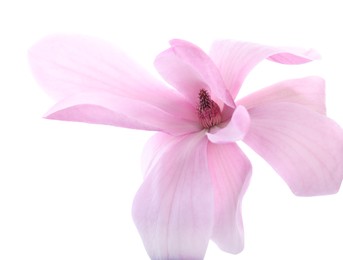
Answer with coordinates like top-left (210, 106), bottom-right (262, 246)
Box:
top-left (197, 89), bottom-right (222, 129)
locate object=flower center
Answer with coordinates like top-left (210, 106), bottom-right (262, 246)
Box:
top-left (197, 89), bottom-right (222, 129)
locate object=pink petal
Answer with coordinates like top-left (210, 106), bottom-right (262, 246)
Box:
top-left (45, 91), bottom-right (201, 135)
top-left (244, 102), bottom-right (343, 196)
top-left (141, 133), bottom-right (176, 178)
top-left (210, 40), bottom-right (320, 99)
top-left (154, 39), bottom-right (235, 107)
top-left (208, 142), bottom-right (252, 253)
top-left (237, 76), bottom-right (326, 114)
top-left (207, 105), bottom-right (250, 143)
top-left (28, 34), bottom-right (196, 122)
top-left (132, 132), bottom-right (213, 259)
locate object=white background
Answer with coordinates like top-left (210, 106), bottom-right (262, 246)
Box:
top-left (1, 0), bottom-right (343, 259)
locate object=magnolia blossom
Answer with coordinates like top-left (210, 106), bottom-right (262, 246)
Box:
top-left (29, 35), bottom-right (343, 259)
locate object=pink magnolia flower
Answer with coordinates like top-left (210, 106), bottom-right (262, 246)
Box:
top-left (29, 35), bottom-right (343, 259)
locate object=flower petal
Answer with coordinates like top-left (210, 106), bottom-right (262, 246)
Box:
top-left (237, 76), bottom-right (326, 114)
top-left (210, 40), bottom-right (320, 99)
top-left (207, 105), bottom-right (250, 143)
top-left (45, 91), bottom-right (201, 135)
top-left (141, 133), bottom-right (176, 178)
top-left (28, 34), bottom-right (196, 122)
top-left (154, 39), bottom-right (235, 107)
top-left (208, 142), bottom-right (252, 254)
top-left (244, 102), bottom-right (343, 196)
top-left (132, 132), bottom-right (213, 259)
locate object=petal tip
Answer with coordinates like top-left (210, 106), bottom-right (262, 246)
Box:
top-left (207, 105), bottom-right (250, 144)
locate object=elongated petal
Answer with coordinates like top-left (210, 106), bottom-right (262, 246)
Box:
top-left (28, 34), bottom-right (196, 122)
top-left (141, 133), bottom-right (176, 178)
top-left (132, 132), bottom-right (213, 259)
top-left (208, 142), bottom-right (252, 253)
top-left (210, 40), bottom-right (320, 98)
top-left (45, 91), bottom-right (201, 135)
top-left (154, 39), bottom-right (235, 107)
top-left (207, 105), bottom-right (250, 143)
top-left (237, 76), bottom-right (326, 114)
top-left (244, 103), bottom-right (343, 196)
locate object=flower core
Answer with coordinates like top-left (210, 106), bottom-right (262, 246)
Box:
top-left (197, 89), bottom-right (222, 129)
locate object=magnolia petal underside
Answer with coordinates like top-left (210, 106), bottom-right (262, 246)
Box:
top-left (237, 76), bottom-right (326, 114)
top-left (210, 39), bottom-right (320, 99)
top-left (132, 132), bottom-right (213, 259)
top-left (207, 142), bottom-right (252, 253)
top-left (45, 91), bottom-right (201, 135)
top-left (28, 34), bottom-right (197, 124)
top-left (244, 102), bottom-right (343, 196)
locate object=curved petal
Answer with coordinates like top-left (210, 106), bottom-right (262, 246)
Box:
top-left (28, 34), bottom-right (196, 122)
top-left (244, 102), bottom-right (343, 196)
top-left (132, 132), bottom-right (214, 259)
top-left (208, 142), bottom-right (252, 254)
top-left (141, 133), bottom-right (176, 178)
top-left (210, 40), bottom-right (320, 99)
top-left (45, 91), bottom-right (201, 135)
top-left (154, 39), bottom-right (235, 107)
top-left (207, 105), bottom-right (250, 143)
top-left (237, 76), bottom-right (326, 114)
